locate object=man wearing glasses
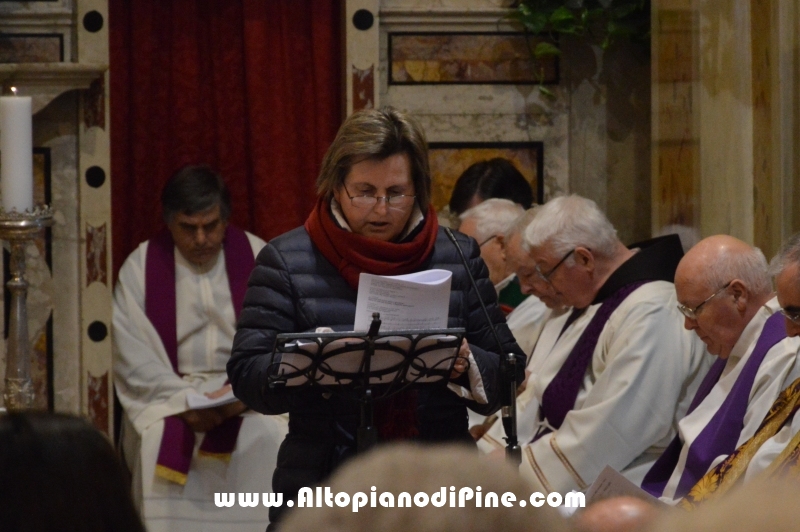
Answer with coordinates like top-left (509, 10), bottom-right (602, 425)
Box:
top-left (458, 201), bottom-right (562, 445)
top-left (675, 234), bottom-right (800, 499)
top-left (640, 235), bottom-right (800, 503)
top-left (515, 195), bottom-right (709, 494)
top-left (457, 200), bottom-right (547, 343)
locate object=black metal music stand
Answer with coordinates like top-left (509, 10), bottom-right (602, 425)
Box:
top-left (268, 313), bottom-right (465, 453)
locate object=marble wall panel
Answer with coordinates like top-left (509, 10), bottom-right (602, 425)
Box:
top-left (82, 76), bottom-right (105, 130)
top-left (382, 0), bottom-right (515, 8)
top-left (0, 34), bottom-right (63, 63)
top-left (428, 141), bottom-right (542, 214)
top-left (87, 370), bottom-right (108, 434)
top-left (32, 91), bottom-right (80, 414)
top-left (353, 65), bottom-right (375, 111)
top-left (347, 0), bottom-right (380, 114)
top-left (652, 1), bottom-right (698, 240)
top-left (85, 222), bottom-right (107, 286)
top-left (389, 33), bottom-right (557, 84)
top-left (379, 3), bottom-right (651, 245)
top-left (30, 325), bottom-right (50, 410)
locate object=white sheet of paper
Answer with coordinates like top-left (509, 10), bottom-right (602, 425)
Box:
top-left (354, 269), bottom-right (452, 331)
top-left (584, 466), bottom-right (665, 506)
top-left (186, 389), bottom-right (238, 409)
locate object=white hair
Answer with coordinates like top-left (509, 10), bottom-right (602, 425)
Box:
top-left (702, 245), bottom-right (771, 297)
top-left (769, 232), bottom-right (800, 279)
top-left (522, 195), bottom-right (619, 260)
top-left (459, 198), bottom-right (524, 243)
top-left (504, 206), bottom-right (539, 241)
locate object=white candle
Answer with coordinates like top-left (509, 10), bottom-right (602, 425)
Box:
top-left (0, 90), bottom-right (34, 213)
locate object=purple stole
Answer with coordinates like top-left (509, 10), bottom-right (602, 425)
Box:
top-left (641, 311), bottom-right (787, 498)
top-left (534, 280), bottom-right (650, 441)
top-left (145, 225), bottom-right (255, 485)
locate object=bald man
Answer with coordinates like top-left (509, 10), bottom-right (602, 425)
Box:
top-left (640, 235), bottom-right (800, 503)
top-left (672, 234), bottom-right (800, 503)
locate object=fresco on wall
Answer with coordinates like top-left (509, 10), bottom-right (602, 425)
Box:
top-left (389, 33), bottom-right (558, 85)
top-left (428, 142), bottom-right (544, 225)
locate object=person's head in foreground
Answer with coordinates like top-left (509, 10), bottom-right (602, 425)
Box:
top-left (449, 158), bottom-right (534, 216)
top-left (647, 477), bottom-right (800, 532)
top-left (0, 411), bottom-right (145, 532)
top-left (519, 194), bottom-right (632, 309)
top-left (458, 198), bottom-right (525, 288)
top-left (316, 106), bottom-right (431, 243)
top-left (674, 235), bottom-right (772, 358)
top-left (573, 496), bottom-right (662, 532)
top-left (770, 232), bottom-right (800, 338)
top-left (279, 443), bottom-right (569, 532)
top-left (162, 164), bottom-right (231, 267)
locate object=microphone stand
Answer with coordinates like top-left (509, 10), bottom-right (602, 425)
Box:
top-left (444, 228), bottom-right (521, 466)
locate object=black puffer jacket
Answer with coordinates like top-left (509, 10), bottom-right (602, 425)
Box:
top-left (228, 226), bottom-right (524, 523)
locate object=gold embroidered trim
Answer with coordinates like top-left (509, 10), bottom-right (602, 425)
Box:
top-left (525, 445), bottom-right (554, 492)
top-left (550, 436), bottom-right (588, 490)
top-left (482, 431), bottom-right (504, 450)
top-left (155, 464), bottom-right (188, 485)
top-left (197, 450), bottom-right (233, 463)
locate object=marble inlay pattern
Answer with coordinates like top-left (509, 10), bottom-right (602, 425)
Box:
top-left (353, 64), bottom-right (375, 110)
top-left (389, 33), bottom-right (557, 84)
top-left (31, 325), bottom-right (49, 410)
top-left (0, 34), bottom-right (63, 63)
top-left (86, 222), bottom-right (107, 286)
top-left (87, 370), bottom-right (109, 435)
top-left (428, 142), bottom-right (542, 212)
top-left (82, 77), bottom-right (105, 130)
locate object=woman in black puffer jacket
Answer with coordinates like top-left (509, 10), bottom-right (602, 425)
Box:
top-left (228, 107), bottom-right (525, 528)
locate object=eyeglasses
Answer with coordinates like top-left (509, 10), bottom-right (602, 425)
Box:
top-left (779, 307), bottom-right (800, 325)
top-left (479, 235), bottom-right (498, 247)
top-left (534, 248), bottom-right (576, 285)
top-left (343, 186), bottom-right (415, 210)
top-left (677, 281), bottom-right (732, 320)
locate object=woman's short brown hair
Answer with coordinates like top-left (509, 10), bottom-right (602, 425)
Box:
top-left (316, 107), bottom-right (431, 211)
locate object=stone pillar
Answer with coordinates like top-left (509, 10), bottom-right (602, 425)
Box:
top-left (346, 0), bottom-right (380, 115)
top-left (77, 0), bottom-right (113, 435)
top-left (652, 0), bottom-right (800, 256)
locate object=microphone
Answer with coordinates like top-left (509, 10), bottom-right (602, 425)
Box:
top-left (444, 227), bottom-right (521, 465)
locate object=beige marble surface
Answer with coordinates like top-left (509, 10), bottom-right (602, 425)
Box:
top-left (377, 0), bottom-right (652, 245)
top-left (652, 0), bottom-right (800, 255)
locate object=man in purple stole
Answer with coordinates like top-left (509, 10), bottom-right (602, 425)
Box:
top-left (676, 234), bottom-right (800, 503)
top-left (514, 195), bottom-right (710, 493)
top-left (639, 235), bottom-right (799, 503)
top-left (113, 166), bottom-right (287, 532)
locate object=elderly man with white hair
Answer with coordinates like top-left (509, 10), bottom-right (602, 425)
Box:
top-left (668, 234), bottom-right (800, 505)
top-left (513, 195), bottom-right (709, 494)
top-left (459, 201), bottom-right (559, 443)
top-left (458, 199), bottom-right (547, 351)
top-left (640, 235), bottom-right (799, 503)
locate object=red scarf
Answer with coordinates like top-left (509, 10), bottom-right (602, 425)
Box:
top-left (304, 197), bottom-right (439, 290)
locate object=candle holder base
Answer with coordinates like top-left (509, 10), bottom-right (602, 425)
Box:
top-left (3, 377), bottom-right (33, 411)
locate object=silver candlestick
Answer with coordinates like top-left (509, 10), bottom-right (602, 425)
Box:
top-left (0, 205), bottom-right (53, 410)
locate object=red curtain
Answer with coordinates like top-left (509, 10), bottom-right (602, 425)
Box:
top-left (109, 0), bottom-right (343, 276)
